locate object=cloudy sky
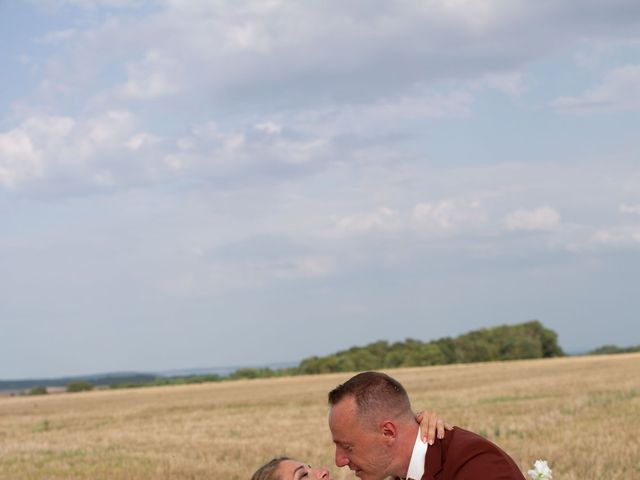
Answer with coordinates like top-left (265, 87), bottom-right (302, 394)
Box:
top-left (1, 0), bottom-right (639, 379)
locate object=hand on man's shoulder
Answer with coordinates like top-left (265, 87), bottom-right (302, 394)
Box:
top-left (427, 427), bottom-right (525, 480)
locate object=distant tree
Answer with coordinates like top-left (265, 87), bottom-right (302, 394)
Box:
top-left (298, 356), bottom-right (323, 375)
top-left (351, 349), bottom-right (379, 371)
top-left (188, 374), bottom-right (222, 383)
top-left (524, 320), bottom-right (565, 357)
top-left (433, 337), bottom-right (457, 363)
top-left (231, 368), bottom-right (276, 379)
top-left (455, 336), bottom-right (496, 363)
top-left (589, 345), bottom-right (640, 355)
top-left (500, 334), bottom-right (542, 360)
top-left (66, 380), bottom-right (94, 393)
top-left (383, 347), bottom-right (407, 368)
top-left (28, 386), bottom-right (48, 395)
top-left (400, 343), bottom-right (446, 367)
top-left (296, 320), bottom-right (564, 374)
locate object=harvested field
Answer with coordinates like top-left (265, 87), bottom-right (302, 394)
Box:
top-left (1, 353), bottom-right (638, 479)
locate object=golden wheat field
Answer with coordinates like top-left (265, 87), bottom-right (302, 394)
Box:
top-left (1, 353), bottom-right (639, 480)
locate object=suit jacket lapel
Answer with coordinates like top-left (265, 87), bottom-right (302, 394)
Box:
top-left (422, 439), bottom-right (443, 480)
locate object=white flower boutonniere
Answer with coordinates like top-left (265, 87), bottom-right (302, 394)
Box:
top-left (528, 459), bottom-right (552, 480)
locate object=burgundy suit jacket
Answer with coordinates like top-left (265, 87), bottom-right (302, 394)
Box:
top-left (421, 427), bottom-right (525, 480)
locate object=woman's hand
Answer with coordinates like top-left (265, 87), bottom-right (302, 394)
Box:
top-left (416, 410), bottom-right (453, 445)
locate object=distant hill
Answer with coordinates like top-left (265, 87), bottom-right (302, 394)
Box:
top-left (157, 361), bottom-right (297, 378)
top-left (1, 321), bottom-right (569, 391)
top-left (0, 363), bottom-right (298, 392)
top-left (0, 372), bottom-right (157, 392)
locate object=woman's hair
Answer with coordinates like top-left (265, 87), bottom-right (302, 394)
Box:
top-left (251, 456), bottom-right (290, 480)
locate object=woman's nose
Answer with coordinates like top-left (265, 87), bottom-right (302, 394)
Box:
top-left (312, 467), bottom-right (329, 479)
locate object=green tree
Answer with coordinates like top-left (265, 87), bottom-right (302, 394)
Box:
top-left (66, 380), bottom-right (94, 393)
top-left (28, 386), bottom-right (48, 395)
top-left (589, 344), bottom-right (640, 355)
top-left (298, 356), bottom-right (323, 375)
top-left (296, 320), bottom-right (564, 375)
top-left (500, 335), bottom-right (542, 360)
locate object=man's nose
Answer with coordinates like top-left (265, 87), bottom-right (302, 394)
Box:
top-left (335, 449), bottom-right (349, 467)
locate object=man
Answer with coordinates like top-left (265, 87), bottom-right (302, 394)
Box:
top-left (328, 371), bottom-right (525, 480)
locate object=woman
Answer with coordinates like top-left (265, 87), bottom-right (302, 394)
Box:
top-left (251, 411), bottom-right (451, 480)
top-left (251, 457), bottom-right (330, 480)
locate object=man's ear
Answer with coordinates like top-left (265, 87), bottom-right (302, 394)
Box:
top-left (380, 420), bottom-right (398, 444)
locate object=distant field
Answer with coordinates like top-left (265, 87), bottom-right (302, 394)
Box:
top-left (1, 354), bottom-right (638, 479)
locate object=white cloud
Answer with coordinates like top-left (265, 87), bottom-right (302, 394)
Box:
top-left (39, 28), bottom-right (77, 44)
top-left (620, 203), bottom-right (640, 215)
top-left (592, 228), bottom-right (640, 248)
top-left (30, 0), bottom-right (634, 120)
top-left (592, 230), bottom-right (627, 247)
top-left (356, 90), bottom-right (474, 120)
top-left (92, 170), bottom-right (116, 187)
top-left (160, 252), bottom-right (335, 295)
top-left (272, 256), bottom-right (334, 279)
top-left (24, 115), bottom-right (75, 137)
top-left (411, 200), bottom-right (486, 234)
top-left (273, 138), bottom-right (327, 165)
top-left (0, 129), bottom-right (43, 188)
top-left (332, 207), bottom-right (398, 236)
top-left (551, 64), bottom-right (640, 113)
top-left (475, 71), bottom-right (526, 96)
top-left (87, 110), bottom-right (135, 145)
top-left (0, 115), bottom-right (78, 188)
top-left (255, 122), bottom-right (282, 135)
top-left (125, 133), bottom-right (160, 151)
top-left (157, 119), bottom-right (332, 175)
top-left (245, 88), bottom-right (474, 144)
top-left (0, 111), bottom-right (142, 191)
top-left (118, 50), bottom-right (182, 100)
top-left (504, 206), bottom-right (561, 231)
top-left (572, 41), bottom-right (608, 70)
top-left (40, 0), bottom-right (143, 9)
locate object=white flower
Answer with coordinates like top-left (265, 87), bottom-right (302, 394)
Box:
top-left (527, 460), bottom-right (552, 480)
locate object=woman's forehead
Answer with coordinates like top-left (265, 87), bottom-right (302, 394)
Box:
top-left (278, 459), bottom-right (306, 475)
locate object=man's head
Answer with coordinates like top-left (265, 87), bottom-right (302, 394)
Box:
top-left (328, 372), bottom-right (416, 480)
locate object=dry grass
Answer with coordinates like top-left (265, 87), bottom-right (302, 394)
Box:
top-left (1, 353), bottom-right (639, 479)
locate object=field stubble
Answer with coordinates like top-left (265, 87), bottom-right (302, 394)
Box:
top-left (0, 353), bottom-right (638, 479)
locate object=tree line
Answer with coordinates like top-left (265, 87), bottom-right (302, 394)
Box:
top-left (20, 320), bottom-right (639, 394)
top-left (587, 344), bottom-right (640, 355)
top-left (113, 320), bottom-right (566, 385)
top-left (296, 320), bottom-right (564, 374)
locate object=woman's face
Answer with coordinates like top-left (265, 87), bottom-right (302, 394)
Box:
top-left (276, 459), bottom-right (330, 480)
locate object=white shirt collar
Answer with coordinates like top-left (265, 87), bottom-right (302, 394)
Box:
top-left (406, 428), bottom-right (429, 480)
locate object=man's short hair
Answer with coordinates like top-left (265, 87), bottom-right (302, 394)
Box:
top-left (328, 371), bottom-right (413, 425)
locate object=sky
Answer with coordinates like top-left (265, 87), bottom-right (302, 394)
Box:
top-left (1, 0), bottom-right (639, 379)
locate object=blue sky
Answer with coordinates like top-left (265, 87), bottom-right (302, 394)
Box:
top-left (1, 0), bottom-right (639, 379)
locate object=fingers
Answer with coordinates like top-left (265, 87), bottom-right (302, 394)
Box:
top-left (435, 418), bottom-right (455, 438)
top-left (435, 417), bottom-right (446, 440)
top-left (417, 410), bottom-right (453, 445)
top-left (427, 411), bottom-right (438, 445)
top-left (417, 410), bottom-right (437, 445)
